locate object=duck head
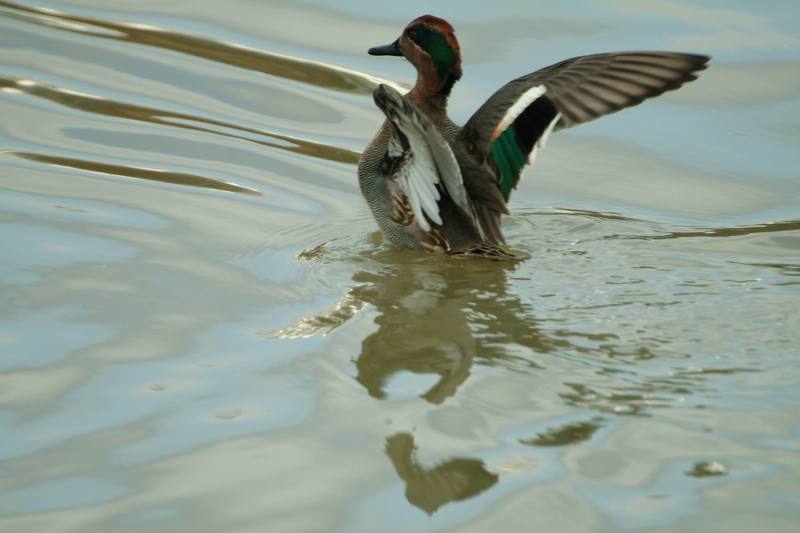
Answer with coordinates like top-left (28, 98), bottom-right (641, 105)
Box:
top-left (369, 15), bottom-right (462, 99)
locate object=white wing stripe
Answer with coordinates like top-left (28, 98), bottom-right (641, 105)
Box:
top-left (402, 160), bottom-right (441, 229)
top-left (491, 84), bottom-right (547, 141)
top-left (528, 111), bottom-right (561, 165)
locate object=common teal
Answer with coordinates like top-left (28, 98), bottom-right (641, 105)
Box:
top-left (358, 15), bottom-right (709, 258)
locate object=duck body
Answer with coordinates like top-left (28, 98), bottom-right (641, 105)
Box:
top-left (358, 15), bottom-right (709, 258)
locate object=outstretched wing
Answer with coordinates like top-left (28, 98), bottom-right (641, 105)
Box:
top-left (373, 84), bottom-right (476, 232)
top-left (525, 52), bottom-right (710, 131)
top-left (459, 51), bottom-right (710, 236)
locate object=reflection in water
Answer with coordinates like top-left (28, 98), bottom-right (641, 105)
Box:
top-left (745, 261), bottom-right (800, 278)
top-left (272, 238), bottom-right (756, 415)
top-left (385, 432), bottom-right (498, 515)
top-left (0, 75), bottom-right (360, 165)
top-left (561, 381), bottom-right (670, 416)
top-left (7, 151), bottom-right (261, 195)
top-left (607, 219), bottom-right (800, 241)
top-left (1, 0), bottom-right (798, 528)
top-left (266, 227), bottom-right (776, 420)
top-left (519, 418), bottom-right (603, 447)
top-left (0, 1), bottom-right (393, 95)
top-left (351, 256), bottom-right (552, 404)
top-left (685, 461), bottom-right (729, 478)
top-left (270, 248), bottom-right (576, 403)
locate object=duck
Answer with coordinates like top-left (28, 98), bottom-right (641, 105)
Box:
top-left (358, 15), bottom-right (709, 258)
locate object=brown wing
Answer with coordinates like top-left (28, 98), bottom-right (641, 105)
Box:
top-left (467, 52), bottom-right (710, 135)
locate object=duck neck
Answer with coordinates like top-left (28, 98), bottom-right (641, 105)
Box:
top-left (408, 64), bottom-right (458, 119)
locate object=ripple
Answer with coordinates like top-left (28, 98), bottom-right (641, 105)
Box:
top-left (1, 2), bottom-right (798, 529)
top-left (0, 1), bottom-right (401, 95)
top-left (519, 419), bottom-right (604, 447)
top-left (606, 219), bottom-right (800, 241)
top-left (6, 150), bottom-right (260, 195)
top-left (685, 461), bottom-right (729, 478)
top-left (0, 75), bottom-right (360, 165)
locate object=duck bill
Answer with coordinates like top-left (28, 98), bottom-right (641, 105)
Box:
top-left (368, 39), bottom-right (402, 56)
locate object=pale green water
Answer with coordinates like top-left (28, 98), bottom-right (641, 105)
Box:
top-left (1, 1), bottom-right (799, 531)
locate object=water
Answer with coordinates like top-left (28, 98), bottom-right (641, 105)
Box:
top-left (1, 1), bottom-right (799, 531)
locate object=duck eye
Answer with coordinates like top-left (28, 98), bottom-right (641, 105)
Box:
top-left (407, 27), bottom-right (425, 47)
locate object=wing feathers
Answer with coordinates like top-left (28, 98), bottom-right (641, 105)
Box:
top-left (492, 85), bottom-right (547, 141)
top-left (458, 50), bottom-right (708, 222)
top-left (373, 84), bottom-right (477, 232)
top-left (545, 52), bottom-right (710, 129)
top-left (400, 163), bottom-right (441, 228)
top-left (467, 51), bottom-right (708, 134)
top-left (466, 86), bottom-right (560, 204)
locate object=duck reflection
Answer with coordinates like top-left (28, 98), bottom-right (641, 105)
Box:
top-left (351, 252), bottom-right (557, 404)
top-left (352, 262), bottom-right (475, 404)
top-left (264, 248), bottom-right (556, 512)
top-left (266, 245), bottom-right (612, 513)
top-left (271, 246), bottom-right (562, 403)
top-left (385, 432), bottom-right (498, 515)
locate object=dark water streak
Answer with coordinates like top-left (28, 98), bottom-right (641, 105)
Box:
top-left (6, 151), bottom-right (261, 195)
top-left (0, 75), bottom-right (360, 166)
top-left (0, 1), bottom-right (381, 94)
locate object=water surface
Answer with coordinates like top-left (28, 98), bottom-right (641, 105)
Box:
top-left (1, 1), bottom-right (799, 531)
